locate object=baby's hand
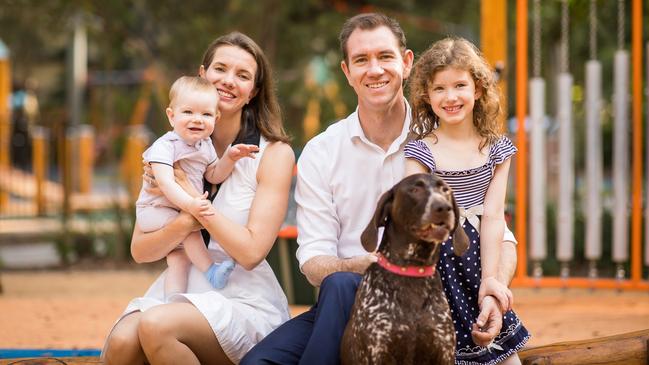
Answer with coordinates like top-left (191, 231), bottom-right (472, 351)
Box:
top-left (226, 144), bottom-right (259, 161)
top-left (479, 277), bottom-right (513, 313)
top-left (186, 192), bottom-right (215, 217)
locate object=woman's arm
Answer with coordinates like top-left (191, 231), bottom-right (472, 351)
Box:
top-left (196, 142), bottom-right (295, 270)
top-left (479, 158), bottom-right (513, 311)
top-left (131, 211), bottom-right (201, 263)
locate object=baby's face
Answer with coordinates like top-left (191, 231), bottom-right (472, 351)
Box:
top-left (167, 89), bottom-right (219, 144)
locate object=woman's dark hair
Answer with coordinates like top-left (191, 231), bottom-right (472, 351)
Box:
top-left (201, 32), bottom-right (290, 143)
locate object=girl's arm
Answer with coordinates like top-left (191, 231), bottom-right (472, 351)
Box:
top-left (205, 144), bottom-right (260, 184)
top-left (479, 158), bottom-right (514, 312)
top-left (197, 142), bottom-right (295, 270)
top-left (405, 158), bottom-right (429, 175)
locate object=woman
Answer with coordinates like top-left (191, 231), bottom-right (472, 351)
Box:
top-left (102, 32), bottom-right (295, 365)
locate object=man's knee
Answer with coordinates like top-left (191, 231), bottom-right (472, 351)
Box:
top-left (241, 346), bottom-right (275, 365)
top-left (320, 272), bottom-right (362, 297)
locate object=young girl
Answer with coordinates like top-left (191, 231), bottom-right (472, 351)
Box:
top-left (404, 37), bottom-right (529, 364)
top-left (136, 76), bottom-right (258, 298)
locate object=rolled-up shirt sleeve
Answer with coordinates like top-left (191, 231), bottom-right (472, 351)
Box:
top-left (503, 223), bottom-right (517, 244)
top-left (295, 141), bottom-right (341, 269)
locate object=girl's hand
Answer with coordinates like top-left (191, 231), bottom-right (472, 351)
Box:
top-left (226, 144), bottom-right (260, 161)
top-left (479, 277), bottom-right (513, 312)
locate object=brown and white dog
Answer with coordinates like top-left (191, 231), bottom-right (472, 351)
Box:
top-left (341, 173), bottom-right (469, 365)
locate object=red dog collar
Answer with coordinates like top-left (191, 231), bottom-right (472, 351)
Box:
top-left (376, 253), bottom-right (436, 278)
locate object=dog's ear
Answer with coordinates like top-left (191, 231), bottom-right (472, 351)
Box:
top-left (450, 194), bottom-right (469, 256)
top-left (360, 188), bottom-right (394, 252)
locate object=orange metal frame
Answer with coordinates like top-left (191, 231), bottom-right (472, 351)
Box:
top-left (509, 0), bottom-right (647, 290)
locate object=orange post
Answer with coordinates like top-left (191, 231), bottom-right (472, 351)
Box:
top-left (120, 125), bottom-right (148, 201)
top-left (481, 0), bottom-right (508, 125)
top-left (0, 41), bottom-right (11, 211)
top-left (78, 125), bottom-right (94, 194)
top-left (630, 0), bottom-right (643, 284)
top-left (514, 0), bottom-right (528, 279)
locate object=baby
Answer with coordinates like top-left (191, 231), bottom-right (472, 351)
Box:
top-left (135, 76), bottom-right (258, 299)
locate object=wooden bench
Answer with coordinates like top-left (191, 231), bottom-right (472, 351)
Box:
top-left (1, 329), bottom-right (647, 364)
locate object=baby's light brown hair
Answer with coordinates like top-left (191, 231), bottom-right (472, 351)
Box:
top-left (408, 37), bottom-right (502, 150)
top-left (168, 76), bottom-right (218, 108)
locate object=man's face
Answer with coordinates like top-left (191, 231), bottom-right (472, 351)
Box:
top-left (341, 26), bottom-right (413, 111)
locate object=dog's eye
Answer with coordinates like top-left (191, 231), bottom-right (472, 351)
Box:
top-left (442, 186), bottom-right (450, 193)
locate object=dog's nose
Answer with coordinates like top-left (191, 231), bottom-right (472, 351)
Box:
top-left (430, 200), bottom-right (452, 222)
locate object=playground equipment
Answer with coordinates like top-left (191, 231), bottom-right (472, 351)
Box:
top-left (513, 0), bottom-right (647, 290)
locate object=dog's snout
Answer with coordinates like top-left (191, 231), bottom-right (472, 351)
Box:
top-left (431, 200), bottom-right (452, 221)
top-left (433, 202), bottom-right (452, 213)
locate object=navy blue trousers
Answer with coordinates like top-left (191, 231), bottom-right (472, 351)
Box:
top-left (240, 272), bottom-right (362, 365)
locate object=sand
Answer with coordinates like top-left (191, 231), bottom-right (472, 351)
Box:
top-left (0, 268), bottom-right (648, 349)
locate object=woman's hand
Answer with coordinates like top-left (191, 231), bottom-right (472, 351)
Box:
top-left (479, 276), bottom-right (513, 312)
top-left (142, 160), bottom-right (163, 196)
top-left (171, 162), bottom-right (203, 198)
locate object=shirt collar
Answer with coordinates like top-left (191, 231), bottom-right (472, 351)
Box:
top-left (167, 131), bottom-right (202, 148)
top-left (347, 98), bottom-right (412, 152)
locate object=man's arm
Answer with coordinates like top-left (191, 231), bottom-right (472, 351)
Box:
top-left (498, 240), bottom-right (518, 286)
top-left (301, 254), bottom-right (377, 287)
top-left (471, 234), bottom-right (518, 346)
top-left (295, 139), bottom-right (376, 287)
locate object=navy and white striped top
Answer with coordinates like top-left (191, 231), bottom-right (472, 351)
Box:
top-left (404, 137), bottom-right (517, 209)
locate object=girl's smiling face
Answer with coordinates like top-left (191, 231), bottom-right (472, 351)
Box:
top-left (427, 66), bottom-right (480, 128)
top-left (200, 45), bottom-right (258, 118)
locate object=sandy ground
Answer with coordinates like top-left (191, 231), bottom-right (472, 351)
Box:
top-left (0, 268), bottom-right (648, 350)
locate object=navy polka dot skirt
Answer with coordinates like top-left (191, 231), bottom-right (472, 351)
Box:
top-left (439, 221), bottom-right (530, 365)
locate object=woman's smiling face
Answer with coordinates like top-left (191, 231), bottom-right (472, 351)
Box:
top-left (201, 45), bottom-right (258, 117)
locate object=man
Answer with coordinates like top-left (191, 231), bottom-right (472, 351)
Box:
top-left (242, 13), bottom-right (518, 365)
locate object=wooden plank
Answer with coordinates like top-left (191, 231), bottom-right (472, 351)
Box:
top-left (519, 329), bottom-right (649, 365)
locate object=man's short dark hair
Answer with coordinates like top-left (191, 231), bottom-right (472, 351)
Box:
top-left (339, 13), bottom-right (407, 63)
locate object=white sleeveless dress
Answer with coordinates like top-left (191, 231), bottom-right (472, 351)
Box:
top-left (120, 136), bottom-right (290, 363)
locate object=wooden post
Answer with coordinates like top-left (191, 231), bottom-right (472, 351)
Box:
top-left (78, 125), bottom-right (94, 194)
top-left (0, 40), bottom-right (11, 212)
top-left (481, 0), bottom-right (508, 124)
top-left (121, 125), bottom-right (148, 201)
top-left (514, 0), bottom-right (528, 279)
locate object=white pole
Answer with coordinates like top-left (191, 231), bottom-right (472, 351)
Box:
top-left (68, 14), bottom-right (87, 128)
top-left (612, 50), bottom-right (629, 269)
top-left (584, 60), bottom-right (603, 275)
top-left (529, 77), bottom-right (546, 272)
top-left (556, 73), bottom-right (574, 267)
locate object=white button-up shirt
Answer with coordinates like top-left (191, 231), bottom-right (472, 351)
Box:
top-left (295, 100), bottom-right (515, 268)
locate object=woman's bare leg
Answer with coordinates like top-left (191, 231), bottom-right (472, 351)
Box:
top-left (138, 302), bottom-right (233, 365)
top-left (102, 311), bottom-right (147, 365)
top-left (165, 248), bottom-right (191, 299)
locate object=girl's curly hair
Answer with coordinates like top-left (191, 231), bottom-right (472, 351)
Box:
top-left (408, 37), bottom-right (503, 150)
